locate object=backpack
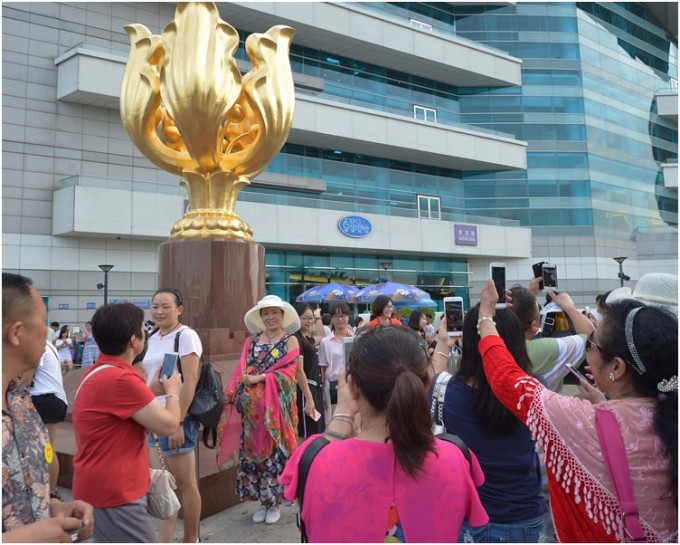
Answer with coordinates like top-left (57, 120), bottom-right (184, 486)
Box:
top-left (174, 331), bottom-right (225, 449)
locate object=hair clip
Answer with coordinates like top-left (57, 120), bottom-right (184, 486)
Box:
top-left (657, 375), bottom-right (678, 393)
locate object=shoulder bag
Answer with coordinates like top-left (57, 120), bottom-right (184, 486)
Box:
top-left (148, 433), bottom-right (181, 520)
top-left (174, 330), bottom-right (225, 449)
top-left (595, 408), bottom-right (646, 543)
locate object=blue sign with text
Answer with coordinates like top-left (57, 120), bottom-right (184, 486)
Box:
top-left (58, 304), bottom-right (69, 310)
top-left (86, 302), bottom-right (96, 310)
top-left (338, 215), bottom-right (372, 238)
top-left (133, 299), bottom-right (150, 309)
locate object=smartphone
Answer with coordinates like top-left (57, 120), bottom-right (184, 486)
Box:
top-left (311, 408), bottom-right (322, 422)
top-left (532, 261), bottom-right (545, 291)
top-left (443, 296), bottom-right (464, 336)
top-left (343, 337), bottom-right (354, 367)
top-left (564, 362), bottom-right (589, 383)
top-left (160, 352), bottom-right (179, 379)
top-left (542, 263), bottom-right (558, 289)
top-left (490, 262), bottom-right (507, 309)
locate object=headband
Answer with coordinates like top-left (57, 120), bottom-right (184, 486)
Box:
top-left (624, 307), bottom-right (646, 375)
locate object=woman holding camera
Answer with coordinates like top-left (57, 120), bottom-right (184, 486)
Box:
top-left (478, 279), bottom-right (677, 543)
top-left (281, 326), bottom-right (487, 541)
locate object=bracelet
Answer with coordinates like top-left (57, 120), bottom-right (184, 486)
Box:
top-left (332, 412), bottom-right (353, 419)
top-left (324, 428), bottom-right (350, 440)
top-left (436, 351), bottom-right (449, 359)
top-left (476, 315), bottom-right (496, 335)
top-left (166, 393), bottom-right (180, 402)
top-left (330, 415), bottom-right (354, 426)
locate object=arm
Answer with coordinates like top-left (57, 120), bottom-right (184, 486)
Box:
top-left (2, 517), bottom-right (85, 543)
top-left (547, 291), bottom-right (595, 335)
top-left (431, 318), bottom-right (454, 376)
top-left (295, 356), bottom-right (316, 417)
top-left (131, 370), bottom-right (182, 436)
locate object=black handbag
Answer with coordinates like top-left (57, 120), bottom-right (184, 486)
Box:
top-left (174, 331), bottom-right (225, 449)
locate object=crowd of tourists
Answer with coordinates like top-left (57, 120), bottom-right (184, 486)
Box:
top-left (2, 269), bottom-right (677, 542)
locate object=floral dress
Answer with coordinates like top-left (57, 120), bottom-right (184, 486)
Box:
top-left (234, 335), bottom-right (298, 507)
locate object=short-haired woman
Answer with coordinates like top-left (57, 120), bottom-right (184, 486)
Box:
top-left (365, 295), bottom-right (402, 327)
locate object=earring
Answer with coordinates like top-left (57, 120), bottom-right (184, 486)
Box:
top-left (609, 371), bottom-right (616, 382)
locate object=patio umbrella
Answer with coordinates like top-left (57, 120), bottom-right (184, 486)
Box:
top-left (350, 282), bottom-right (431, 304)
top-left (296, 282), bottom-right (359, 303)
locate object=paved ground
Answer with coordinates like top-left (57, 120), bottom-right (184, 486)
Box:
top-left (58, 487), bottom-right (301, 543)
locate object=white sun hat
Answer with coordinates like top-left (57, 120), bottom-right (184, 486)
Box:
top-left (244, 295), bottom-right (301, 334)
top-left (606, 272), bottom-right (678, 315)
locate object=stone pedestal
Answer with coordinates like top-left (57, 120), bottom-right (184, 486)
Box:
top-left (158, 238), bottom-right (265, 361)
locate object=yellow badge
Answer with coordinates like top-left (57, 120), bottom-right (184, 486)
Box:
top-left (271, 348), bottom-right (280, 358)
top-left (44, 442), bottom-right (54, 464)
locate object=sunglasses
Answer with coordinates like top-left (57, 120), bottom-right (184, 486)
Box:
top-left (586, 330), bottom-right (618, 361)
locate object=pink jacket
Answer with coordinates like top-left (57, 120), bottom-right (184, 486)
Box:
top-left (281, 435), bottom-right (488, 542)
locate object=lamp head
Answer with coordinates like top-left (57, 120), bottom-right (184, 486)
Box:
top-left (613, 257), bottom-right (627, 265)
top-left (98, 264), bottom-right (114, 273)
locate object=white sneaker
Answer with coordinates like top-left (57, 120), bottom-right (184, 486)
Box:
top-left (265, 506), bottom-right (281, 524)
top-left (252, 505), bottom-right (267, 523)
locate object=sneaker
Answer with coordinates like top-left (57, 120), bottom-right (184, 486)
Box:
top-left (265, 506), bottom-right (281, 524)
top-left (252, 505), bottom-right (267, 523)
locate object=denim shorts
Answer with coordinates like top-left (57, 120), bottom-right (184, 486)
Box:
top-left (147, 417), bottom-right (199, 456)
top-left (458, 514), bottom-right (547, 543)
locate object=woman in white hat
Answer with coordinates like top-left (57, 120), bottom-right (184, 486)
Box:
top-left (218, 295), bottom-right (300, 525)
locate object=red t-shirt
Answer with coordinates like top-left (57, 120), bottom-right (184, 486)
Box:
top-left (72, 355), bottom-right (156, 507)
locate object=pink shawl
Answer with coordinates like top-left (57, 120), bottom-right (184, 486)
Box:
top-left (217, 336), bottom-right (299, 470)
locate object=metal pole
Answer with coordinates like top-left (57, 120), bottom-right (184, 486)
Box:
top-left (104, 270), bottom-right (109, 305)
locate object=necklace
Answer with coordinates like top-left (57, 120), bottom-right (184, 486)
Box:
top-left (263, 330), bottom-right (284, 344)
top-left (159, 322), bottom-right (181, 339)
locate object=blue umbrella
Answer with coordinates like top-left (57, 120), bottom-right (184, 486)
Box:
top-left (296, 282), bottom-right (359, 303)
top-left (350, 282), bottom-right (431, 304)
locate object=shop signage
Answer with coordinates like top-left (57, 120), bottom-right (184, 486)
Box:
top-left (455, 224), bottom-right (478, 246)
top-left (338, 215), bottom-right (372, 238)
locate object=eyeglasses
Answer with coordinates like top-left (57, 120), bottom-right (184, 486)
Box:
top-left (586, 330), bottom-right (618, 360)
top-left (300, 316), bottom-right (315, 321)
top-left (331, 314), bottom-right (349, 320)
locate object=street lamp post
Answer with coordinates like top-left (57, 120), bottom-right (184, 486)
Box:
top-left (379, 262), bottom-right (392, 282)
top-left (613, 257), bottom-right (629, 287)
top-left (98, 264), bottom-right (114, 305)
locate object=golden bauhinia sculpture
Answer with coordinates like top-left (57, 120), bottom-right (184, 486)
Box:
top-left (120, 2), bottom-right (295, 241)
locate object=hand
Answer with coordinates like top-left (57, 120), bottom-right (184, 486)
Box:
top-left (480, 279), bottom-right (499, 315)
top-left (303, 396), bottom-right (316, 417)
top-left (313, 308), bottom-right (321, 320)
top-left (436, 317), bottom-right (455, 349)
top-left (168, 427), bottom-right (185, 450)
top-left (528, 276), bottom-right (543, 295)
top-left (3, 516), bottom-right (85, 543)
top-left (159, 369), bottom-right (182, 396)
top-left (335, 367), bottom-right (358, 419)
top-left (49, 499), bottom-right (94, 542)
top-left (245, 374), bottom-right (265, 386)
top-left (547, 290), bottom-right (575, 311)
top-left (579, 371), bottom-right (606, 404)
top-left (587, 313), bottom-right (599, 328)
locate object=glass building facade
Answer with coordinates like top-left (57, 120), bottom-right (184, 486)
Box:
top-left (230, 2), bottom-right (678, 302)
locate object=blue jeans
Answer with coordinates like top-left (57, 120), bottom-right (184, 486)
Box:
top-left (458, 515), bottom-right (547, 543)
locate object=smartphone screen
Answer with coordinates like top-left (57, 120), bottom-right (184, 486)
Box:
top-left (532, 261), bottom-right (545, 290)
top-left (542, 264), bottom-right (558, 289)
top-left (491, 264), bottom-right (506, 306)
top-left (444, 299), bottom-right (464, 336)
top-left (161, 352), bottom-right (178, 379)
top-left (564, 362), bottom-right (588, 382)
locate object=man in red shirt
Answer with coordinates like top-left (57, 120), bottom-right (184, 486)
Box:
top-left (72, 303), bottom-right (182, 542)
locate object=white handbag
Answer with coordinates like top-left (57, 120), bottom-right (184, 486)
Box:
top-left (147, 434), bottom-right (181, 520)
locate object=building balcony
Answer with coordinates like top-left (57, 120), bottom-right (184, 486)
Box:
top-left (52, 176), bottom-right (531, 260)
top-left (217, 2), bottom-right (522, 88)
top-left (662, 160), bottom-right (678, 189)
top-left (655, 86), bottom-right (678, 122)
top-left (55, 43), bottom-right (527, 172)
